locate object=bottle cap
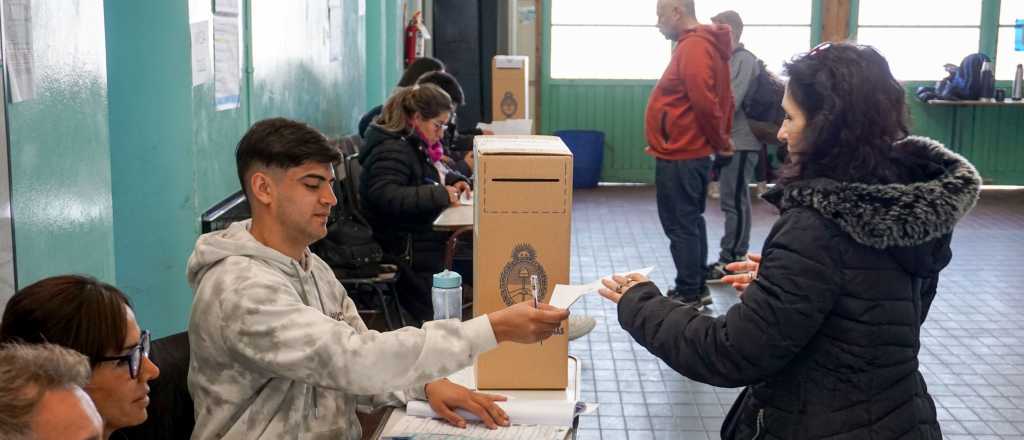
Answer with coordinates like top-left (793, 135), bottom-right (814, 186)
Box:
top-left (432, 270), bottom-right (462, 289)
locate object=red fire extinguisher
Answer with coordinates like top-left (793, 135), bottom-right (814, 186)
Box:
top-left (404, 11), bottom-right (427, 68)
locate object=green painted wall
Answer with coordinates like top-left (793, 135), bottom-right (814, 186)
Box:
top-left (8, 0), bottom-right (116, 285)
top-left (102, 0), bottom-right (370, 337)
top-left (539, 0), bottom-right (1024, 185)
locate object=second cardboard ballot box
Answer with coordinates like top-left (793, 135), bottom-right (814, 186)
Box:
top-left (473, 135), bottom-right (573, 389)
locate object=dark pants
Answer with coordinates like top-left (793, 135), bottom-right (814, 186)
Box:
top-left (718, 151), bottom-right (759, 263)
top-left (656, 157), bottom-right (711, 296)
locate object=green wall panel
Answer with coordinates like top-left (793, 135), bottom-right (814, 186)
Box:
top-left (9, 0), bottom-right (115, 286)
top-left (101, 0), bottom-right (369, 337)
top-left (105, 0), bottom-right (198, 339)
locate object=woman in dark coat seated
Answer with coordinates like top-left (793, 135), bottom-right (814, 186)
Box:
top-left (360, 83), bottom-right (470, 321)
top-left (599, 42), bottom-right (981, 439)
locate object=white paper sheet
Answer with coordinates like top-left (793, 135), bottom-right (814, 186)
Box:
top-left (549, 266), bottom-right (654, 309)
top-left (4, 0), bottom-right (34, 103)
top-left (384, 415), bottom-right (568, 440)
top-left (407, 400), bottom-right (575, 428)
top-left (214, 0), bottom-right (239, 15)
top-left (476, 119), bottom-right (533, 135)
top-left (190, 21), bottom-right (211, 87)
top-left (213, 14), bottom-right (241, 111)
top-left (358, 0), bottom-right (365, 16)
top-left (459, 191), bottom-right (473, 206)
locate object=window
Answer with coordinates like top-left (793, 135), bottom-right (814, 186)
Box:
top-left (549, 0), bottom-right (811, 80)
top-left (997, 2), bottom-right (1024, 80)
top-left (856, 0), bottom-right (982, 81)
top-left (696, 1), bottom-right (811, 75)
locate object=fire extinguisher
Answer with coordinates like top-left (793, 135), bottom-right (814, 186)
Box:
top-left (404, 11), bottom-right (428, 68)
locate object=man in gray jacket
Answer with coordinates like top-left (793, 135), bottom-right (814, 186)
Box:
top-left (708, 10), bottom-right (761, 280)
top-left (186, 117), bottom-right (569, 440)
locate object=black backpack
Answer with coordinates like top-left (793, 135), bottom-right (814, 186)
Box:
top-left (737, 48), bottom-right (785, 143)
top-left (937, 53), bottom-right (991, 100)
top-left (310, 166), bottom-right (384, 276)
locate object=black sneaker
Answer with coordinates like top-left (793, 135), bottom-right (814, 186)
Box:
top-left (705, 261), bottom-right (735, 283)
top-left (667, 285), bottom-right (712, 311)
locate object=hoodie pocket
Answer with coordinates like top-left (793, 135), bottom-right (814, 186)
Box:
top-left (660, 111), bottom-right (671, 143)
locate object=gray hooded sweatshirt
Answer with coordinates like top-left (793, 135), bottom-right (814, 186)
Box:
top-left (186, 220), bottom-right (497, 440)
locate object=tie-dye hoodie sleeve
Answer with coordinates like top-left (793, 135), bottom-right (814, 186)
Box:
top-left (186, 220), bottom-right (495, 439)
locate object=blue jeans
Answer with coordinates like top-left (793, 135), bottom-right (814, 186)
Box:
top-left (655, 157), bottom-right (711, 296)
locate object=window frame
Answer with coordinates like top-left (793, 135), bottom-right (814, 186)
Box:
top-left (543, 0), bottom-right (821, 84)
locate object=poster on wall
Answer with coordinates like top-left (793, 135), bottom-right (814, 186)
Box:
top-left (191, 20), bottom-right (211, 87)
top-left (329, 0), bottom-right (343, 62)
top-left (1017, 19), bottom-right (1023, 51)
top-left (4, 0), bottom-right (34, 103)
top-left (213, 14), bottom-right (240, 111)
top-left (214, 0), bottom-right (239, 16)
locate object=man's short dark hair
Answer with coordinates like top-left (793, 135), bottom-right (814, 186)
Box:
top-left (417, 71), bottom-right (466, 106)
top-left (235, 118), bottom-right (341, 195)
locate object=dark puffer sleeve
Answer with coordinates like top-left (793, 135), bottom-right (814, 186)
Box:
top-left (617, 208), bottom-right (842, 388)
top-left (362, 139), bottom-right (450, 220)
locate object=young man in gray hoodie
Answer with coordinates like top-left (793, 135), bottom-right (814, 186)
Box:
top-left (708, 10), bottom-right (762, 281)
top-left (186, 117), bottom-right (570, 440)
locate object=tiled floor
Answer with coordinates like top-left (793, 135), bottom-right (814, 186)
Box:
top-left (567, 185), bottom-right (1024, 440)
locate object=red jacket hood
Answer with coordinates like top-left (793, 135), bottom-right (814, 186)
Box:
top-left (679, 24), bottom-right (734, 61)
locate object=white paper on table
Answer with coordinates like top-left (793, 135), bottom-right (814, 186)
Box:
top-left (384, 414), bottom-right (568, 439)
top-left (549, 266), bottom-right (654, 309)
top-left (407, 399), bottom-right (575, 428)
top-left (213, 14), bottom-right (241, 111)
top-left (476, 119), bottom-right (533, 135)
top-left (459, 191), bottom-right (473, 206)
top-left (190, 21), bottom-right (211, 87)
top-left (4, 0), bottom-right (34, 103)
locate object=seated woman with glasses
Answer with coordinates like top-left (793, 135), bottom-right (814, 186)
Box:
top-left (0, 275), bottom-right (160, 439)
top-left (359, 83), bottom-right (470, 322)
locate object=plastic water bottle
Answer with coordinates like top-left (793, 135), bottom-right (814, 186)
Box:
top-left (432, 270), bottom-right (462, 321)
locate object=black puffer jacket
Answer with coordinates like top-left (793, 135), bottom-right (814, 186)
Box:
top-left (359, 124), bottom-right (467, 257)
top-left (618, 137), bottom-right (980, 439)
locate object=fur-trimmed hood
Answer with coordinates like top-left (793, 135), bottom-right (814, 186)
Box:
top-left (763, 136), bottom-right (981, 250)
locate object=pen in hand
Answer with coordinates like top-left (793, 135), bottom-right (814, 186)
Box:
top-left (530, 275), bottom-right (542, 346)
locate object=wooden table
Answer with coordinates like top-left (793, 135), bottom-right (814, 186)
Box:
top-left (432, 205), bottom-right (474, 270)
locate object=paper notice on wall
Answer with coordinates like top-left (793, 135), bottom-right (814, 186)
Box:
top-left (214, 0), bottom-right (239, 16)
top-left (190, 21), bottom-right (211, 87)
top-left (4, 0), bottom-right (34, 103)
top-left (1016, 19), bottom-right (1023, 51)
top-left (358, 0), bottom-right (365, 16)
top-left (329, 2), bottom-right (343, 62)
top-left (213, 14), bottom-right (241, 111)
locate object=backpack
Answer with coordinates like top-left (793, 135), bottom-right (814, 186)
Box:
top-left (937, 53), bottom-right (991, 100)
top-left (310, 165), bottom-right (384, 277)
top-left (736, 48), bottom-right (785, 144)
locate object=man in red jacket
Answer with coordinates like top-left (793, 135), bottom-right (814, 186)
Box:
top-left (646, 0), bottom-right (735, 310)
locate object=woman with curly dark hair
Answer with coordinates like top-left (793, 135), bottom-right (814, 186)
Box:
top-left (599, 42), bottom-right (981, 439)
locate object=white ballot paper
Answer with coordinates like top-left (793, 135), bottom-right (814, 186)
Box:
top-left (549, 266), bottom-right (654, 309)
top-left (407, 400), bottom-right (577, 428)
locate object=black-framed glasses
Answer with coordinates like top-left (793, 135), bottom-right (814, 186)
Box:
top-left (94, 330), bottom-right (151, 379)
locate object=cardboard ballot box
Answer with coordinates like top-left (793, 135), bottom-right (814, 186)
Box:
top-left (473, 135), bottom-right (572, 389)
top-left (491, 56), bottom-right (530, 121)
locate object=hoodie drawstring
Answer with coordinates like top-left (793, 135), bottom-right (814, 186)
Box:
top-left (295, 262), bottom-right (325, 419)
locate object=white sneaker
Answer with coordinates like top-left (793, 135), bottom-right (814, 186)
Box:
top-left (567, 315), bottom-right (596, 341)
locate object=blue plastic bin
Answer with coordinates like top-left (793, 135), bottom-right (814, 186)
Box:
top-left (554, 130), bottom-right (605, 188)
